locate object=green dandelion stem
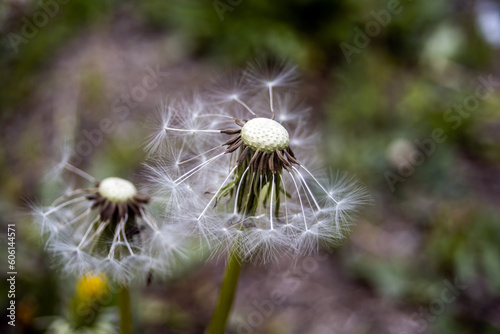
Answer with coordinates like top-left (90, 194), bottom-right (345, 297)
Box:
top-left (118, 286), bottom-right (133, 334)
top-left (206, 245), bottom-right (243, 334)
top-left (207, 150), bottom-right (281, 333)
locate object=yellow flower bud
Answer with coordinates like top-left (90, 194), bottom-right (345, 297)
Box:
top-left (76, 272), bottom-right (108, 303)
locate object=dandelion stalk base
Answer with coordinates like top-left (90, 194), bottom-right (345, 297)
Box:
top-left (118, 286), bottom-right (133, 334)
top-left (206, 248), bottom-right (243, 334)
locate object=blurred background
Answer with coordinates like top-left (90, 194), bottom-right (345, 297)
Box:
top-left (1, 0), bottom-right (500, 333)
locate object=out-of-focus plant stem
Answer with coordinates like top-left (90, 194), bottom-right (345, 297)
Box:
top-left (205, 246), bottom-right (242, 334)
top-left (118, 286), bottom-right (133, 334)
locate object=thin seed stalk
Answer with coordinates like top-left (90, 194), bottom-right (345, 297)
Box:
top-left (118, 285), bottom-right (133, 334)
top-left (116, 216), bottom-right (135, 334)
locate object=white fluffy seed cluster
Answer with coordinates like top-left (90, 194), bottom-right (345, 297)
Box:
top-left (141, 62), bottom-right (369, 263)
top-left (98, 177), bottom-right (137, 203)
top-left (241, 118), bottom-right (289, 153)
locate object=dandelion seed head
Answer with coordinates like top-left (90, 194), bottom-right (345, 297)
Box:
top-left (240, 118), bottom-right (289, 153)
top-left (147, 61), bottom-right (369, 262)
top-left (34, 165), bottom-right (181, 283)
top-left (98, 177), bottom-right (137, 203)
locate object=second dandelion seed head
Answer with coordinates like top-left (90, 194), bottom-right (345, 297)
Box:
top-left (33, 164), bottom-right (183, 283)
top-left (98, 177), bottom-right (137, 203)
top-left (87, 177), bottom-right (151, 222)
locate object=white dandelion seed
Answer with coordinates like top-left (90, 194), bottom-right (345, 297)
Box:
top-left (147, 63), bottom-right (369, 263)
